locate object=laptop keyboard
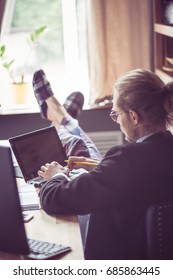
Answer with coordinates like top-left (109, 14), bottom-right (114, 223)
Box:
top-left (29, 176), bottom-right (46, 185)
top-left (27, 239), bottom-right (71, 259)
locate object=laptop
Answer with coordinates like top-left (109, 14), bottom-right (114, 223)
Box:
top-left (0, 145), bottom-right (71, 259)
top-left (9, 126), bottom-right (68, 185)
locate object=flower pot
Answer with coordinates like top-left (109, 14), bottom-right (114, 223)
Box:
top-left (10, 83), bottom-right (28, 104)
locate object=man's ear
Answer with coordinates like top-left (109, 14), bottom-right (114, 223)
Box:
top-left (129, 110), bottom-right (140, 126)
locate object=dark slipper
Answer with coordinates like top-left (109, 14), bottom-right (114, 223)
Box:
top-left (63, 91), bottom-right (84, 119)
top-left (32, 69), bottom-right (54, 119)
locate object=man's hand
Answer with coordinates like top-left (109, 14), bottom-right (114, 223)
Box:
top-left (38, 161), bottom-right (69, 181)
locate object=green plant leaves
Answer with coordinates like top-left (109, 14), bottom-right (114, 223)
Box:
top-left (30, 25), bottom-right (47, 43)
top-left (0, 45), bottom-right (5, 57)
top-left (0, 25), bottom-right (47, 83)
top-left (3, 59), bottom-right (15, 69)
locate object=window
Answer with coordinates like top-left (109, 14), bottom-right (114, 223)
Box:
top-left (0, 0), bottom-right (89, 110)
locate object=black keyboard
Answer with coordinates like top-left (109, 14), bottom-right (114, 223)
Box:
top-left (27, 239), bottom-right (71, 259)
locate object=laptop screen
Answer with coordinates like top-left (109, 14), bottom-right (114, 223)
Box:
top-left (9, 126), bottom-right (67, 182)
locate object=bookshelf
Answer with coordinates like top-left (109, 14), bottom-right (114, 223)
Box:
top-left (153, 0), bottom-right (173, 82)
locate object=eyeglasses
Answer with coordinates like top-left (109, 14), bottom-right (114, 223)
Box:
top-left (110, 110), bottom-right (124, 122)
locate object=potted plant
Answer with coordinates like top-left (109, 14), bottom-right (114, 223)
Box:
top-left (0, 25), bottom-right (47, 104)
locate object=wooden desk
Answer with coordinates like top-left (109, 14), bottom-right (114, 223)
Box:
top-left (0, 180), bottom-right (84, 260)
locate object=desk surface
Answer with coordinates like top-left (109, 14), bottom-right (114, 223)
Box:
top-left (0, 181), bottom-right (84, 260)
top-left (0, 210), bottom-right (84, 260)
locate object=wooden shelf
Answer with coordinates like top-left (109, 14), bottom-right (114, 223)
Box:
top-left (155, 69), bottom-right (173, 83)
top-left (154, 23), bottom-right (173, 37)
top-left (153, 0), bottom-right (173, 83)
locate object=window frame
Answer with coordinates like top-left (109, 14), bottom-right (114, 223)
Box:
top-left (0, 0), bottom-right (89, 112)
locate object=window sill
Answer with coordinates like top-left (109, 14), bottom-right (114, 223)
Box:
top-left (0, 105), bottom-right (40, 115)
top-left (0, 103), bottom-right (112, 116)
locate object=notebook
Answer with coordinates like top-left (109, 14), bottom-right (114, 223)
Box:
top-left (9, 126), bottom-right (68, 185)
top-left (17, 183), bottom-right (41, 211)
top-left (0, 145), bottom-right (71, 259)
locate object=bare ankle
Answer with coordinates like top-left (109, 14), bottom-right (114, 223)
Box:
top-left (46, 97), bottom-right (69, 123)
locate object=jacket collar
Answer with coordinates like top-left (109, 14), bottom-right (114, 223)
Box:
top-left (143, 131), bottom-right (173, 143)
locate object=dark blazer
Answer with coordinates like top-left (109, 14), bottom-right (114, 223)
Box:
top-left (39, 131), bottom-right (173, 259)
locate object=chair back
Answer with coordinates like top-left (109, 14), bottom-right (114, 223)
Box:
top-left (146, 200), bottom-right (173, 259)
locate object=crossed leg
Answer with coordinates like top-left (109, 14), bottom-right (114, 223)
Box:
top-left (32, 69), bottom-right (102, 161)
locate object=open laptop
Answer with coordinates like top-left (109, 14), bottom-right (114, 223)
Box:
top-left (9, 126), bottom-right (68, 185)
top-left (0, 145), bottom-right (71, 259)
